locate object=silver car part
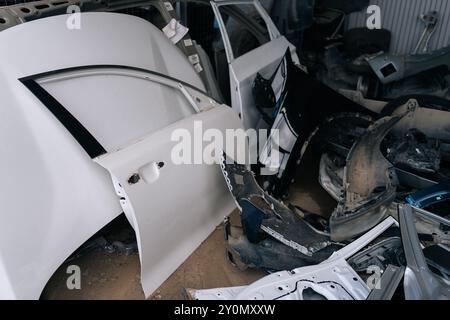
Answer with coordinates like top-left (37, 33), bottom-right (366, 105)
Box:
top-left (367, 265), bottom-right (405, 300)
top-left (414, 207), bottom-right (450, 246)
top-left (348, 237), bottom-right (404, 273)
top-left (188, 217), bottom-right (397, 300)
top-left (367, 45), bottom-right (450, 85)
top-left (399, 204), bottom-right (450, 300)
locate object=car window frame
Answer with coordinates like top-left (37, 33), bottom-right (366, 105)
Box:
top-left (20, 65), bottom-right (212, 158)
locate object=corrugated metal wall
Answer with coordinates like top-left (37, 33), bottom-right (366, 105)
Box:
top-left (346, 0), bottom-right (450, 54)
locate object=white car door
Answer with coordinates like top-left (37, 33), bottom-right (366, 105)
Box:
top-left (211, 0), bottom-right (299, 130)
top-left (35, 65), bottom-right (242, 298)
top-left (0, 12), bottom-right (241, 299)
top-left (95, 103), bottom-right (241, 297)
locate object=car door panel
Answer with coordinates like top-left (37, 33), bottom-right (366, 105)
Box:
top-left (94, 106), bottom-right (241, 297)
top-left (211, 0), bottom-right (298, 130)
top-left (229, 36), bottom-right (294, 130)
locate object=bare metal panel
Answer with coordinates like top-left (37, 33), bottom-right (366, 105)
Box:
top-left (346, 0), bottom-right (450, 55)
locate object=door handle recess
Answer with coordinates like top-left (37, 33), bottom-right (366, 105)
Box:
top-left (128, 162), bottom-right (165, 185)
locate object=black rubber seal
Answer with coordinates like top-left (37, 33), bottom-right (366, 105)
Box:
top-left (19, 64), bottom-right (208, 158)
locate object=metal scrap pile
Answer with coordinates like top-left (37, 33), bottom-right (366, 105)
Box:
top-left (187, 0), bottom-right (450, 298)
top-left (1, 0), bottom-right (448, 301)
top-left (188, 98), bottom-right (450, 300)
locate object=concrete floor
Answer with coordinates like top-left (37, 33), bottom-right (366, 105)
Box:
top-left (41, 152), bottom-right (336, 300)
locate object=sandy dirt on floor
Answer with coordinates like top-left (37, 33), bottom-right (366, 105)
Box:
top-left (41, 152), bottom-right (336, 300)
top-left (41, 212), bottom-right (265, 300)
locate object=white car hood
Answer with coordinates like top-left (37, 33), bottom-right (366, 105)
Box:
top-left (0, 12), bottom-right (211, 299)
top-left (0, 12), bottom-right (204, 89)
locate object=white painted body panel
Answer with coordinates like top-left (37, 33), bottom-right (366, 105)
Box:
top-left (0, 12), bottom-right (225, 299)
top-left (95, 106), bottom-right (241, 297)
top-left (211, 0), bottom-right (298, 130)
top-left (229, 37), bottom-right (294, 130)
top-left (191, 217), bottom-right (397, 300)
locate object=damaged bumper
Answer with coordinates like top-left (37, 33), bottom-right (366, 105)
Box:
top-left (220, 155), bottom-right (341, 271)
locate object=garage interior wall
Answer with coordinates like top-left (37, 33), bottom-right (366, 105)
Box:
top-left (346, 0), bottom-right (450, 55)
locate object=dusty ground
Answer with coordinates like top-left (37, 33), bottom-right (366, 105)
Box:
top-left (41, 152), bottom-right (336, 300)
top-left (41, 211), bottom-right (265, 300)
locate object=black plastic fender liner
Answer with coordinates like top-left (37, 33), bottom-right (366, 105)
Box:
top-left (225, 227), bottom-right (342, 272)
top-left (344, 28), bottom-right (392, 59)
top-left (240, 200), bottom-right (266, 244)
top-left (330, 114), bottom-right (406, 241)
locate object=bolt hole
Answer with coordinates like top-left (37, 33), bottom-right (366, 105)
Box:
top-left (353, 277), bottom-right (358, 281)
top-left (128, 174), bottom-right (141, 185)
top-left (20, 7), bottom-right (31, 13)
top-left (0, 18), bottom-right (5, 23)
top-left (158, 162), bottom-right (165, 169)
